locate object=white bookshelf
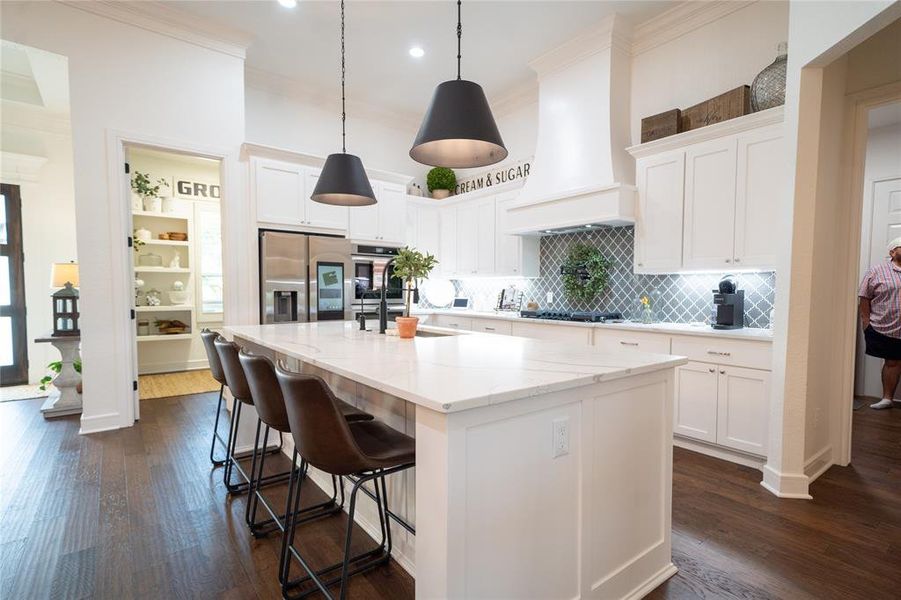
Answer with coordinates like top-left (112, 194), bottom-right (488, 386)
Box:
top-left (136, 333), bottom-right (193, 342)
top-left (135, 305), bottom-right (194, 313)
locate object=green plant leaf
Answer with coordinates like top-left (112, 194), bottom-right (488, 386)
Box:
top-left (426, 167), bottom-right (456, 192)
top-left (561, 244), bottom-right (611, 303)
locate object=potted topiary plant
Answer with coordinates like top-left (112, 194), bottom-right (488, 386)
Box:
top-left (392, 246), bottom-right (438, 338)
top-left (131, 171), bottom-right (170, 213)
top-left (426, 167), bottom-right (456, 199)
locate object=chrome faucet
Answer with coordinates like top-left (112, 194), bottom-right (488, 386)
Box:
top-left (379, 258), bottom-right (395, 334)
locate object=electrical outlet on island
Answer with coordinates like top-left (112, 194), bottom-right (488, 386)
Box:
top-left (546, 291), bottom-right (554, 305)
top-left (552, 417), bottom-right (569, 458)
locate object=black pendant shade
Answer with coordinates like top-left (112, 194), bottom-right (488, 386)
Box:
top-left (311, 153), bottom-right (376, 206)
top-left (410, 79), bottom-right (507, 169)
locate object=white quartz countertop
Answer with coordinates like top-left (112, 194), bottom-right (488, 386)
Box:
top-left (225, 321), bottom-right (687, 414)
top-left (415, 309), bottom-right (774, 342)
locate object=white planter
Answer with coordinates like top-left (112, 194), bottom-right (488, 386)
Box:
top-left (142, 196), bottom-right (162, 212)
top-left (431, 189), bottom-right (451, 200)
top-left (161, 195), bottom-right (176, 213)
top-left (134, 227), bottom-right (152, 243)
top-left (131, 192), bottom-right (143, 211)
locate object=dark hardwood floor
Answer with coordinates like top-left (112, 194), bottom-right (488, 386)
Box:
top-left (1, 393), bottom-right (898, 599)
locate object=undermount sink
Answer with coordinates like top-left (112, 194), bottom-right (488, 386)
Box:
top-left (414, 329), bottom-right (456, 338)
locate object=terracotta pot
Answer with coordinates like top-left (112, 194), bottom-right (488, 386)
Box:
top-left (395, 316), bottom-right (419, 339)
top-left (431, 189), bottom-right (451, 200)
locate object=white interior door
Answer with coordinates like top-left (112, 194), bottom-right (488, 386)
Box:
top-left (859, 177), bottom-right (901, 398)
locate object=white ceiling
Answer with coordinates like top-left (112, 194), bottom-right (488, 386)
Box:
top-left (170, 0), bottom-right (673, 122)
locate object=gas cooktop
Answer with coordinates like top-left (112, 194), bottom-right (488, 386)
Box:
top-left (519, 310), bottom-right (623, 323)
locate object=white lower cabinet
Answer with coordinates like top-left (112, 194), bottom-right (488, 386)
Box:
top-left (510, 321), bottom-right (592, 345)
top-left (471, 319), bottom-right (512, 335)
top-left (675, 360), bottom-right (770, 456)
top-left (431, 315), bottom-right (473, 330)
top-left (716, 365), bottom-right (770, 455)
top-left (674, 361), bottom-right (719, 443)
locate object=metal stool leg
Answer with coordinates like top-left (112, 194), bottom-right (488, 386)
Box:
top-left (209, 384), bottom-right (227, 466)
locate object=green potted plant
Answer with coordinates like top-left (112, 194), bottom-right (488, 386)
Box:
top-left (131, 171), bottom-right (170, 212)
top-left (392, 246), bottom-right (438, 338)
top-left (39, 359), bottom-right (83, 394)
top-left (426, 167), bottom-right (456, 200)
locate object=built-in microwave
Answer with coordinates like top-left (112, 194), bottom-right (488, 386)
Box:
top-left (351, 244), bottom-right (404, 306)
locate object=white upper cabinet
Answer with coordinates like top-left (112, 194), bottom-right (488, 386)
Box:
top-left (628, 107), bottom-right (785, 274)
top-left (438, 205), bottom-right (457, 276)
top-left (634, 152), bottom-right (685, 273)
top-left (734, 126), bottom-right (786, 269)
top-left (304, 171), bottom-right (349, 230)
top-left (406, 202), bottom-right (441, 259)
top-left (495, 191), bottom-right (539, 277)
top-left (682, 139), bottom-right (737, 269)
top-left (348, 181), bottom-right (408, 245)
top-left (455, 202), bottom-right (479, 275)
top-left (253, 158), bottom-right (348, 231)
top-left (475, 196), bottom-right (497, 274)
top-left (255, 158), bottom-right (305, 225)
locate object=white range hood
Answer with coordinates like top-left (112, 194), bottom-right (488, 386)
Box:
top-left (505, 15), bottom-right (636, 236)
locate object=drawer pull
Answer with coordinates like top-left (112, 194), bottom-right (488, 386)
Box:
top-left (708, 368), bottom-right (715, 373)
top-left (620, 341), bottom-right (639, 346)
top-left (706, 350), bottom-right (731, 357)
top-left (484, 327), bottom-right (495, 331)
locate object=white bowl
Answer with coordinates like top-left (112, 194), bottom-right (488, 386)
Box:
top-left (168, 291), bottom-right (190, 305)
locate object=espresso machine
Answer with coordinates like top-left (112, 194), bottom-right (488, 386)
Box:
top-left (712, 275), bottom-right (744, 330)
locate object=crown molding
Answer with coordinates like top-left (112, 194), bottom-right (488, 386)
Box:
top-left (245, 66), bottom-right (420, 133)
top-left (241, 142), bottom-right (413, 186)
top-left (529, 14), bottom-right (632, 78)
top-left (491, 78), bottom-right (538, 119)
top-left (57, 0), bottom-right (252, 59)
top-left (631, 0), bottom-right (756, 56)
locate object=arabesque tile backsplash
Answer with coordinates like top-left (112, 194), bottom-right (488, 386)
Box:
top-left (421, 226), bottom-right (776, 329)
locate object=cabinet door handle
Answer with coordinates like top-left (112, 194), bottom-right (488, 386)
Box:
top-left (720, 370), bottom-right (726, 375)
top-left (725, 259), bottom-right (731, 263)
top-left (637, 262), bottom-right (644, 267)
top-left (708, 368), bottom-right (715, 373)
top-left (619, 341), bottom-right (639, 346)
top-left (734, 257), bottom-right (741, 263)
top-left (706, 350), bottom-right (731, 357)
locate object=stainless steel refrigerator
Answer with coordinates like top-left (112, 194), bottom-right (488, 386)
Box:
top-left (259, 230), bottom-right (353, 324)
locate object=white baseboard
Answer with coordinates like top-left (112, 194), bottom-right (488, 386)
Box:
top-left (624, 563), bottom-right (678, 600)
top-left (760, 464), bottom-right (812, 499)
top-left (804, 445), bottom-right (834, 483)
top-left (138, 358), bottom-right (210, 375)
top-left (674, 435), bottom-right (766, 470)
top-left (79, 411), bottom-right (126, 435)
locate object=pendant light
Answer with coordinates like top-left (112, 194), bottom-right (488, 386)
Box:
top-left (410, 0), bottom-right (507, 168)
top-left (311, 0), bottom-right (377, 206)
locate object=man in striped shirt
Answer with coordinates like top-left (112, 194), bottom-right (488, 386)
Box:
top-left (859, 237), bottom-right (901, 409)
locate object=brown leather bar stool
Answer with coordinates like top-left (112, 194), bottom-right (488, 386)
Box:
top-left (200, 329), bottom-right (229, 466)
top-left (214, 337), bottom-right (289, 494)
top-left (238, 350), bottom-right (372, 541)
top-left (275, 364), bottom-right (415, 600)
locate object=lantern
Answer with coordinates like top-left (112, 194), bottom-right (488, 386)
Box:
top-left (51, 262), bottom-right (80, 337)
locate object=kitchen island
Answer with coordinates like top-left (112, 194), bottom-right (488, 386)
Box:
top-left (225, 321), bottom-right (687, 599)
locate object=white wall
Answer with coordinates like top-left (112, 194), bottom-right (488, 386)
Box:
top-left (245, 84), bottom-right (419, 179)
top-left (630, 1), bottom-right (789, 146)
top-left (1, 1), bottom-right (249, 433)
top-left (765, 0), bottom-right (901, 497)
top-left (1, 104), bottom-right (78, 384)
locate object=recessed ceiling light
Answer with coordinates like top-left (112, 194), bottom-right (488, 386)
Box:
top-left (409, 46), bottom-right (425, 58)
top-left (278, 0), bottom-right (297, 8)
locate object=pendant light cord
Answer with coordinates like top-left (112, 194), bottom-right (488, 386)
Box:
top-left (456, 0), bottom-right (462, 80)
top-left (341, 0), bottom-right (346, 153)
